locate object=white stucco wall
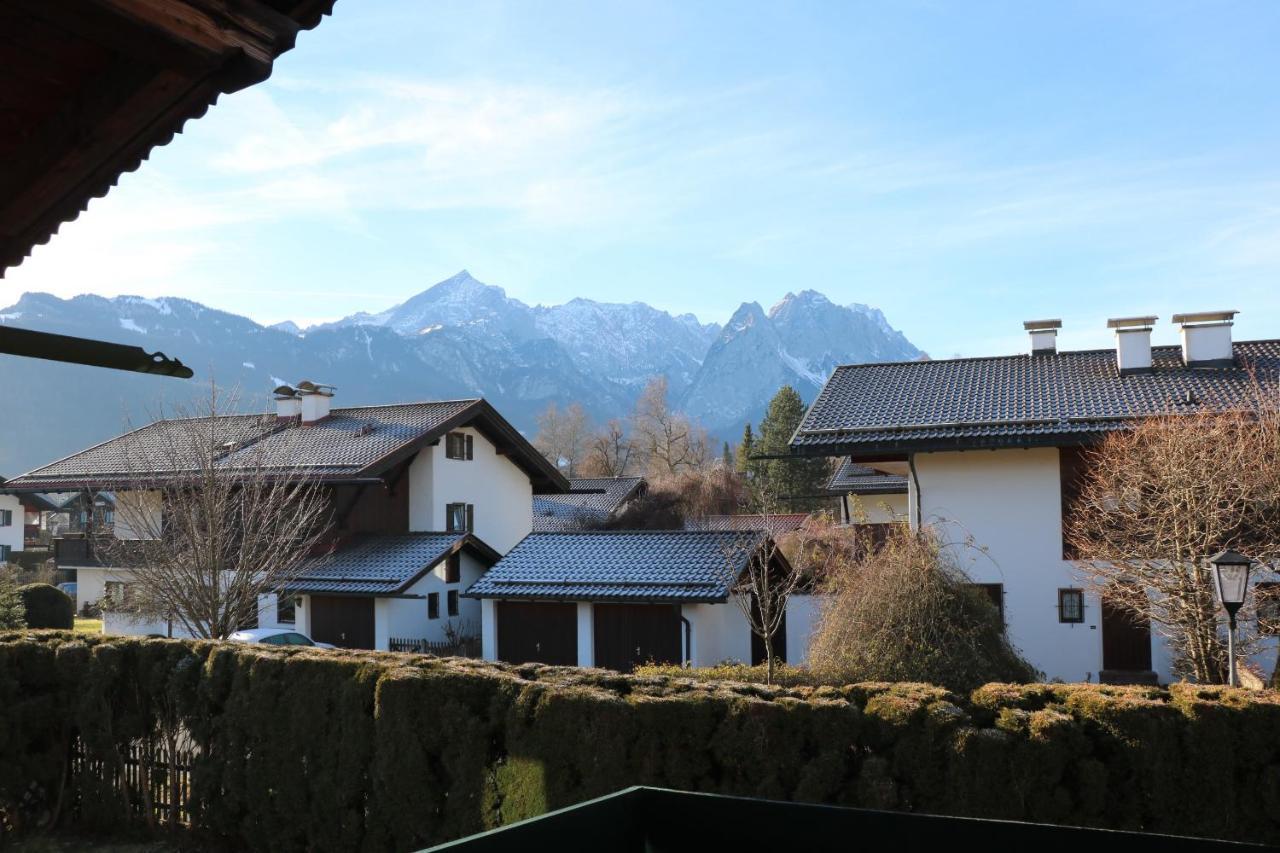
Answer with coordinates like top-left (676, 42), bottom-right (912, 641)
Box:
top-left (0, 494), bottom-right (22, 559)
top-left (844, 492), bottom-right (908, 524)
top-left (911, 447), bottom-right (1120, 683)
top-left (785, 594), bottom-right (820, 666)
top-left (112, 490), bottom-right (162, 540)
top-left (481, 599), bottom-right (497, 661)
top-left (381, 550), bottom-right (487, 648)
top-left (407, 426), bottom-right (533, 555)
top-left (681, 602), bottom-right (753, 667)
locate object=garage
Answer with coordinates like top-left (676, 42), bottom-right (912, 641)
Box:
top-left (593, 603), bottom-right (682, 672)
top-left (497, 601), bottom-right (578, 664)
top-left (309, 596), bottom-right (375, 649)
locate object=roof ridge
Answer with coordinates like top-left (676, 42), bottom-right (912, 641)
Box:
top-left (824, 337), bottom-right (1280, 372)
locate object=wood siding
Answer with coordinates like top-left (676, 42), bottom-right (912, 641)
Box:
top-left (593, 604), bottom-right (682, 672)
top-left (496, 602), bottom-right (577, 665)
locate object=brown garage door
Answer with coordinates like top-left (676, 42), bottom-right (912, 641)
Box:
top-left (497, 601), bottom-right (578, 665)
top-left (310, 596), bottom-right (375, 649)
top-left (593, 604), bottom-right (682, 672)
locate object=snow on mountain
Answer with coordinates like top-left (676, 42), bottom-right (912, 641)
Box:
top-left (0, 275), bottom-right (920, 476)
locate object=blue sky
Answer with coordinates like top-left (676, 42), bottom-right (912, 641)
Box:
top-left (7, 1), bottom-right (1280, 357)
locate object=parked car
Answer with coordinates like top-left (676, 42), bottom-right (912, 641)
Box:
top-left (227, 628), bottom-right (334, 649)
top-left (57, 582), bottom-right (77, 608)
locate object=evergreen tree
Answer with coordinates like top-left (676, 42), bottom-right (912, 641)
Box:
top-left (0, 573), bottom-right (26, 630)
top-left (756, 385), bottom-right (830, 510)
top-left (736, 423), bottom-right (761, 479)
top-left (721, 441), bottom-right (733, 468)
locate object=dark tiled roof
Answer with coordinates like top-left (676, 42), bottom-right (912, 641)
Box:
top-left (4, 399), bottom-right (568, 492)
top-left (532, 477), bottom-right (646, 532)
top-left (826, 459), bottom-right (908, 495)
top-left (792, 340), bottom-right (1280, 455)
top-left (685, 514), bottom-right (810, 537)
top-left (466, 530), bottom-right (770, 603)
top-left (286, 533), bottom-right (498, 596)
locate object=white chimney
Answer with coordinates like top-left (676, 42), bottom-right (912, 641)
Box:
top-left (273, 385), bottom-right (301, 421)
top-left (1172, 311), bottom-right (1237, 368)
top-left (1107, 316), bottom-right (1157, 375)
top-left (1023, 319), bottom-right (1061, 355)
top-left (295, 380), bottom-right (335, 425)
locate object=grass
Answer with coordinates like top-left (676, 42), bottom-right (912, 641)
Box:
top-left (74, 616), bottom-right (102, 635)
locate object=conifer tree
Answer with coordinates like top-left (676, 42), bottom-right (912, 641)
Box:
top-left (0, 573), bottom-right (26, 630)
top-left (756, 386), bottom-right (829, 510)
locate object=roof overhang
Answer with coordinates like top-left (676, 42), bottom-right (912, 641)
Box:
top-left (2, 0), bottom-right (339, 274)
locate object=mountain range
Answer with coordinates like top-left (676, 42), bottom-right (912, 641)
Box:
top-left (0, 271), bottom-right (923, 476)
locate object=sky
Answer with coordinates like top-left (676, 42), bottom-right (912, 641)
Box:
top-left (6, 0), bottom-right (1280, 358)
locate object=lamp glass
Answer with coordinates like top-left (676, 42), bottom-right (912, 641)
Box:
top-left (1213, 562), bottom-right (1250, 608)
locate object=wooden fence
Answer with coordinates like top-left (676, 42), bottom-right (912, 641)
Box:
top-left (389, 636), bottom-right (481, 657)
top-left (70, 735), bottom-right (195, 827)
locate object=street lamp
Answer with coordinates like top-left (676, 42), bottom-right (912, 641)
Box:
top-left (1209, 550), bottom-right (1254, 687)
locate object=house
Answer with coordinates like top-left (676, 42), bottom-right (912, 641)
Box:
top-left (465, 530), bottom-right (819, 670)
top-left (826, 459), bottom-right (908, 525)
top-left (1, 386), bottom-right (567, 649)
top-left (790, 311), bottom-right (1280, 684)
top-left (532, 477), bottom-right (647, 531)
top-left (0, 489), bottom-right (20, 566)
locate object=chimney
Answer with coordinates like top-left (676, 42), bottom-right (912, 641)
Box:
top-left (1107, 316), bottom-right (1157, 375)
top-left (1023, 319), bottom-right (1061, 355)
top-left (1172, 311), bottom-right (1237, 368)
top-left (295, 380), bottom-right (335, 425)
top-left (273, 385), bottom-right (301, 421)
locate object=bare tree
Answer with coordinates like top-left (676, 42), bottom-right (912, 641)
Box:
top-left (533, 402), bottom-right (591, 477)
top-left (717, 488), bottom-right (804, 685)
top-left (94, 384), bottom-right (333, 640)
top-left (630, 376), bottom-right (711, 476)
top-left (581, 418), bottom-right (636, 478)
top-left (1066, 389), bottom-right (1280, 684)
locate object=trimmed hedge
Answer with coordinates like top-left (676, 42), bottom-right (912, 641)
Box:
top-left (1, 632), bottom-right (1279, 849)
top-left (17, 584), bottom-right (73, 629)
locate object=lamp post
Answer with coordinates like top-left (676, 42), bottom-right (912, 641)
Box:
top-left (1208, 550), bottom-right (1254, 687)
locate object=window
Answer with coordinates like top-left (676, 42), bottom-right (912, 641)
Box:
top-left (446, 503), bottom-right (474, 533)
top-left (0, 509), bottom-right (11, 526)
top-left (444, 552), bottom-right (461, 584)
top-left (1058, 588), bottom-right (1085, 624)
top-left (260, 634), bottom-right (288, 645)
top-left (277, 596), bottom-right (297, 625)
top-left (445, 432), bottom-right (474, 460)
top-left (447, 590), bottom-right (459, 617)
top-left (104, 581), bottom-right (133, 607)
top-left (970, 583), bottom-right (1004, 624)
top-left (427, 592), bottom-right (440, 620)
top-left (284, 633), bottom-right (314, 646)
top-left (0, 545), bottom-right (9, 562)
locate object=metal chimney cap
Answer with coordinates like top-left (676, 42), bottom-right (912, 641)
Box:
top-left (1172, 310), bottom-right (1238, 325)
top-left (1106, 316), bottom-right (1158, 329)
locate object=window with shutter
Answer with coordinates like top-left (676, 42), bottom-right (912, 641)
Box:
top-left (465, 504), bottom-right (474, 533)
top-left (447, 590), bottom-right (459, 617)
top-left (465, 434), bottom-right (474, 460)
top-left (445, 552), bottom-right (461, 584)
top-left (446, 432), bottom-right (474, 460)
top-left (446, 503), bottom-right (466, 532)
top-left (427, 593), bottom-right (440, 620)
top-left (0, 509), bottom-right (10, 526)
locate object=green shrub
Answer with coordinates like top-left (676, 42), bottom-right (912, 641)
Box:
top-left (0, 631), bottom-right (1278, 849)
top-left (634, 661), bottom-right (821, 687)
top-left (18, 583), bottom-right (73, 629)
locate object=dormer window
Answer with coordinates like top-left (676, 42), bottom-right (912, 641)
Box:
top-left (446, 432), bottom-right (474, 460)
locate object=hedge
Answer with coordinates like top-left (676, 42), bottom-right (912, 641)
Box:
top-left (17, 584), bottom-right (73, 629)
top-left (1, 632), bottom-right (1278, 850)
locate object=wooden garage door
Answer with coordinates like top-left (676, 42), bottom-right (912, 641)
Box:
top-left (497, 601), bottom-right (578, 665)
top-left (310, 596), bottom-right (375, 650)
top-left (593, 604), bottom-right (682, 672)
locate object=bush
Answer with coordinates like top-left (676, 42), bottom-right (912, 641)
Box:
top-left (634, 661), bottom-right (823, 687)
top-left (18, 583), bottom-right (74, 629)
top-left (0, 574), bottom-right (24, 629)
top-left (0, 632), bottom-right (1278, 849)
top-left (808, 527), bottom-right (1039, 691)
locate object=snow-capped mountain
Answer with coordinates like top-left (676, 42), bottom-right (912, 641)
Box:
top-left (0, 273), bottom-right (921, 475)
top-left (680, 290), bottom-right (923, 434)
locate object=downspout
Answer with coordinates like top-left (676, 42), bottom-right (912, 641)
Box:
top-left (680, 614), bottom-right (692, 667)
top-left (908, 453), bottom-right (922, 531)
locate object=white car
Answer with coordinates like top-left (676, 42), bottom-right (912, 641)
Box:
top-left (227, 628), bottom-right (335, 649)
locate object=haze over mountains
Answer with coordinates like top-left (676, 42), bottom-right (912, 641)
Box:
top-left (0, 271), bottom-right (923, 476)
